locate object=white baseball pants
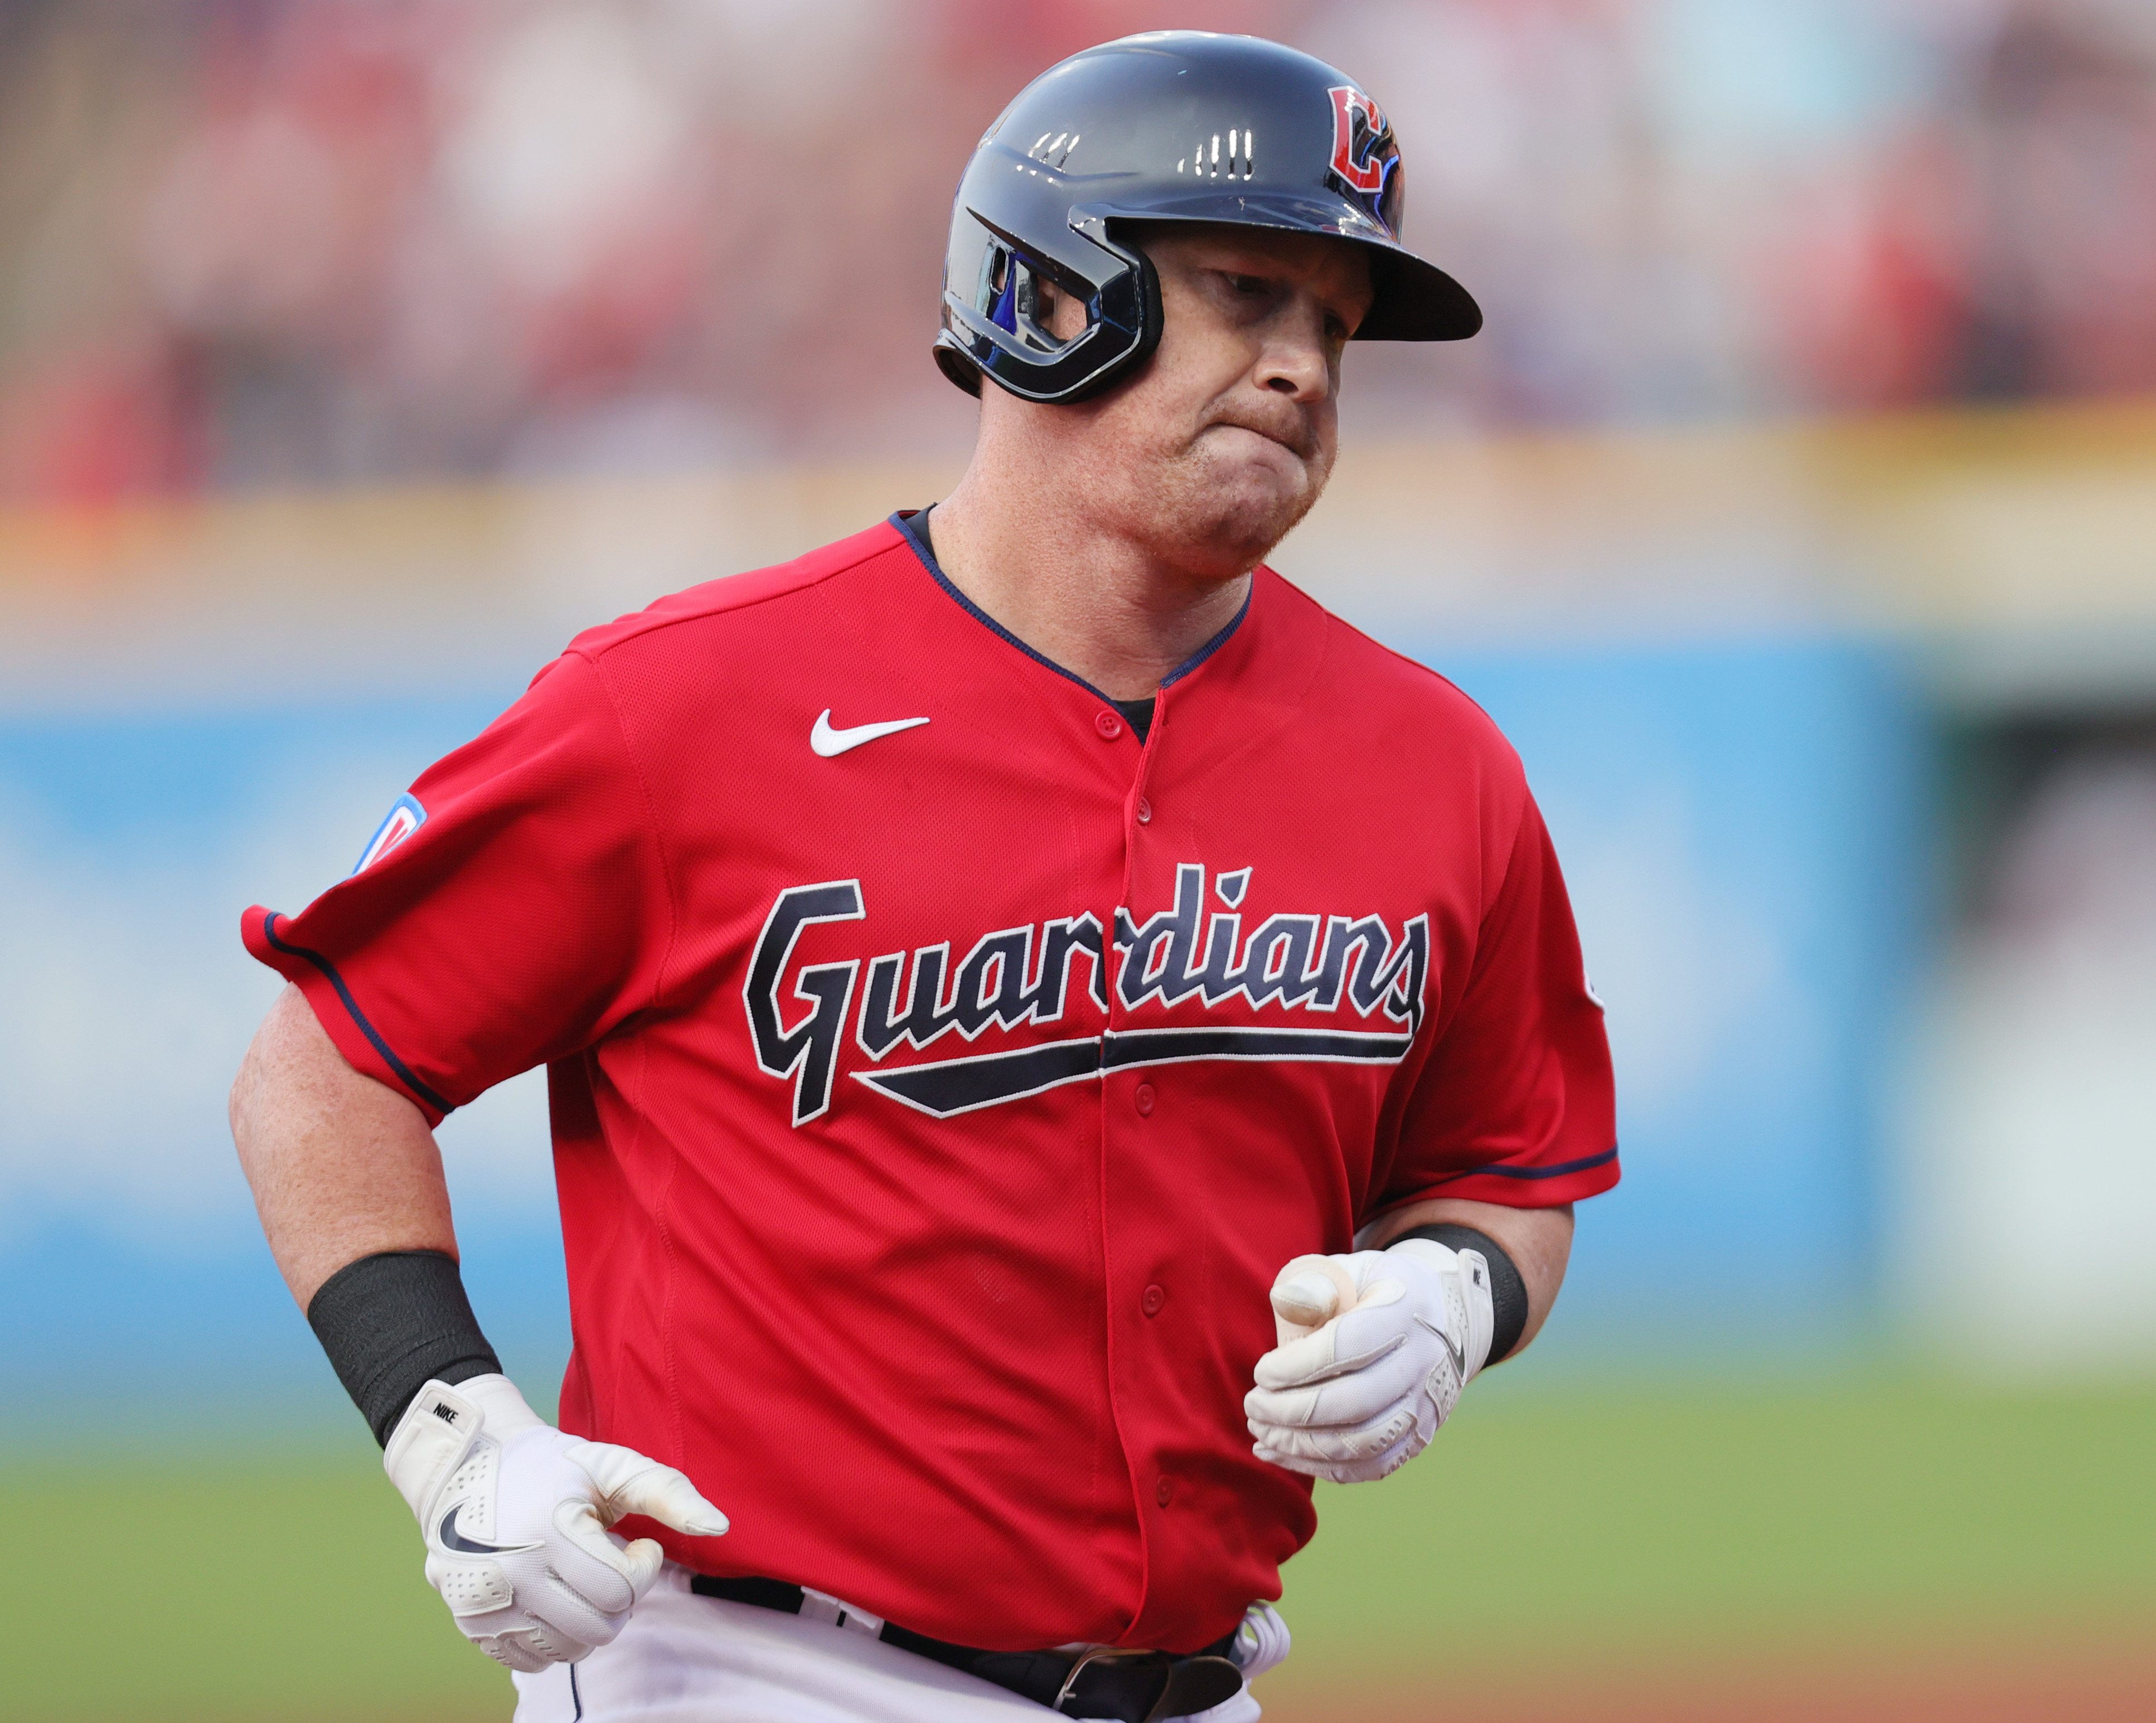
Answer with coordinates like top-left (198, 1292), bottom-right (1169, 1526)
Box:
top-left (510, 1564), bottom-right (1264, 1723)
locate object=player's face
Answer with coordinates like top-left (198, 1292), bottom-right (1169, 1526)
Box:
top-left (1034, 226), bottom-right (1373, 579)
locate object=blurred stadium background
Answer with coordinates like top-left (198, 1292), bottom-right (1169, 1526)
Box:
top-left (3, 1), bottom-right (2153, 1718)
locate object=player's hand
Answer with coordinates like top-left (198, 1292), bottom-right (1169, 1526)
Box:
top-left (1243, 1239), bottom-right (1495, 1484)
top-left (382, 1373), bottom-right (728, 1671)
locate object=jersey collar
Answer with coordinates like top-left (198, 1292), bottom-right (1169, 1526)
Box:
top-left (888, 509), bottom-right (1252, 703)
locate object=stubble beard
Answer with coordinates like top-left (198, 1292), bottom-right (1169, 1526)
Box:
top-left (1107, 423), bottom-right (1334, 586)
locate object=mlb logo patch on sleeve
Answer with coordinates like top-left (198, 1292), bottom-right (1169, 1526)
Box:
top-left (353, 793), bottom-right (427, 875)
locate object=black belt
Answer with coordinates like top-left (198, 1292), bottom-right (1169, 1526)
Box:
top-left (689, 1574), bottom-right (1244, 1723)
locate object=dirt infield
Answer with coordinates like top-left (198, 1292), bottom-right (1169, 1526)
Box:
top-left (1254, 1637), bottom-right (2156, 1722)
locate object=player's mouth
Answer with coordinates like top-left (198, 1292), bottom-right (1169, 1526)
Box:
top-left (1203, 413), bottom-right (1320, 463)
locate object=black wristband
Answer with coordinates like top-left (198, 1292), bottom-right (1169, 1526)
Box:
top-left (306, 1250), bottom-right (502, 1447)
top-left (1391, 1225), bottom-right (1529, 1365)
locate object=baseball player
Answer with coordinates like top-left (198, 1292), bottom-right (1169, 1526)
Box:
top-left (231, 32), bottom-right (1616, 1723)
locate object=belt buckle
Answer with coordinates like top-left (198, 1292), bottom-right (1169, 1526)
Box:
top-left (1052, 1646), bottom-right (1169, 1718)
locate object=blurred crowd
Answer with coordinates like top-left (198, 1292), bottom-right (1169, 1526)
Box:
top-left (1, 0), bottom-right (2153, 503)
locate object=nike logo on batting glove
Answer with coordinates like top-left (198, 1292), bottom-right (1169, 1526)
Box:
top-left (439, 1502), bottom-right (541, 1557)
top-left (1414, 1311), bottom-right (1468, 1380)
top-left (386, 1375), bottom-right (728, 1673)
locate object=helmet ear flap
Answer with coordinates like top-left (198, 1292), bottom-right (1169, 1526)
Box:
top-left (933, 339), bottom-right (986, 397)
top-left (1081, 230), bottom-right (1164, 401)
top-left (1033, 229), bottom-right (1162, 405)
top-left (934, 210), bottom-right (1162, 405)
top-left (937, 236), bottom-right (1066, 397)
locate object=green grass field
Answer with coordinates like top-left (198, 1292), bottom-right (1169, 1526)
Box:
top-left (4, 1374), bottom-right (2150, 1721)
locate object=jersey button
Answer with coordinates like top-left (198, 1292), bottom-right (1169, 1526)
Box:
top-left (1133, 1082), bottom-right (1155, 1116)
top-left (1136, 797), bottom-right (1152, 824)
top-left (1142, 1283), bottom-right (1166, 1317)
top-left (1094, 711), bottom-right (1124, 740)
top-left (1155, 1474), bottom-right (1175, 1508)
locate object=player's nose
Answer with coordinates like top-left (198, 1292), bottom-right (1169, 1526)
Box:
top-left (1253, 298), bottom-right (1336, 404)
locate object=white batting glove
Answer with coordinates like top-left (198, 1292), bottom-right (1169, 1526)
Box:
top-left (1229, 1599), bottom-right (1291, 1682)
top-left (1244, 1239), bottom-right (1496, 1484)
top-left (383, 1374), bottom-right (728, 1671)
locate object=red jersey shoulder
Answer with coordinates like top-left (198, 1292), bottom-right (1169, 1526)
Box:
top-left (552, 518), bottom-right (907, 671)
top-left (1259, 569), bottom-right (1529, 800)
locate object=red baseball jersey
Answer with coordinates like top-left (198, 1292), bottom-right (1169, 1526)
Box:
top-left (244, 513), bottom-right (1617, 1654)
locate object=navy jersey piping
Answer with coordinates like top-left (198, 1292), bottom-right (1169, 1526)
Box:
top-left (259, 911), bottom-right (457, 1117)
top-left (1440, 1146), bottom-right (1619, 1184)
top-left (889, 510), bottom-right (1250, 700)
top-left (1161, 580), bottom-right (1252, 687)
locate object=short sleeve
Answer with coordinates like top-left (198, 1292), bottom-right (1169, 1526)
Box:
top-left (1379, 795), bottom-right (1619, 1212)
top-left (241, 651), bottom-right (670, 1124)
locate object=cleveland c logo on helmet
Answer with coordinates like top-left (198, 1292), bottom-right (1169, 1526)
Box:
top-left (1325, 85), bottom-right (1401, 233)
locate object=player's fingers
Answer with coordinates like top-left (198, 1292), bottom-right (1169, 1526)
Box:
top-left (1250, 1327), bottom-right (1332, 1390)
top-left (1247, 1399), bottom-right (1412, 1455)
top-left (1343, 1271), bottom-right (1407, 1311)
top-left (1252, 1322), bottom-right (1405, 1391)
top-left (1245, 1356), bottom-right (1413, 1428)
top-left (615, 1536), bottom-right (667, 1601)
top-left (1243, 1380), bottom-right (1321, 1430)
top-left (519, 1557), bottom-right (631, 1647)
top-left (1269, 1255), bottom-right (1353, 1327)
top-left (1258, 1433), bottom-right (1416, 1484)
top-left (570, 1440), bottom-right (730, 1538)
top-left (627, 1469), bottom-right (730, 1539)
top-left (478, 1628), bottom-right (562, 1673)
top-left (547, 1515), bottom-right (667, 1615)
top-left (1251, 1441), bottom-right (1388, 1486)
top-left (1270, 1269), bottom-right (1339, 1333)
top-left (513, 1617), bottom-right (599, 1667)
top-left (1248, 1399), bottom-right (1419, 1462)
top-left (546, 1500), bottom-right (645, 1617)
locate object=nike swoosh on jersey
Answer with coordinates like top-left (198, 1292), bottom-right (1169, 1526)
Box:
top-left (439, 1503), bottom-right (542, 1557)
top-left (811, 710), bottom-right (932, 757)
